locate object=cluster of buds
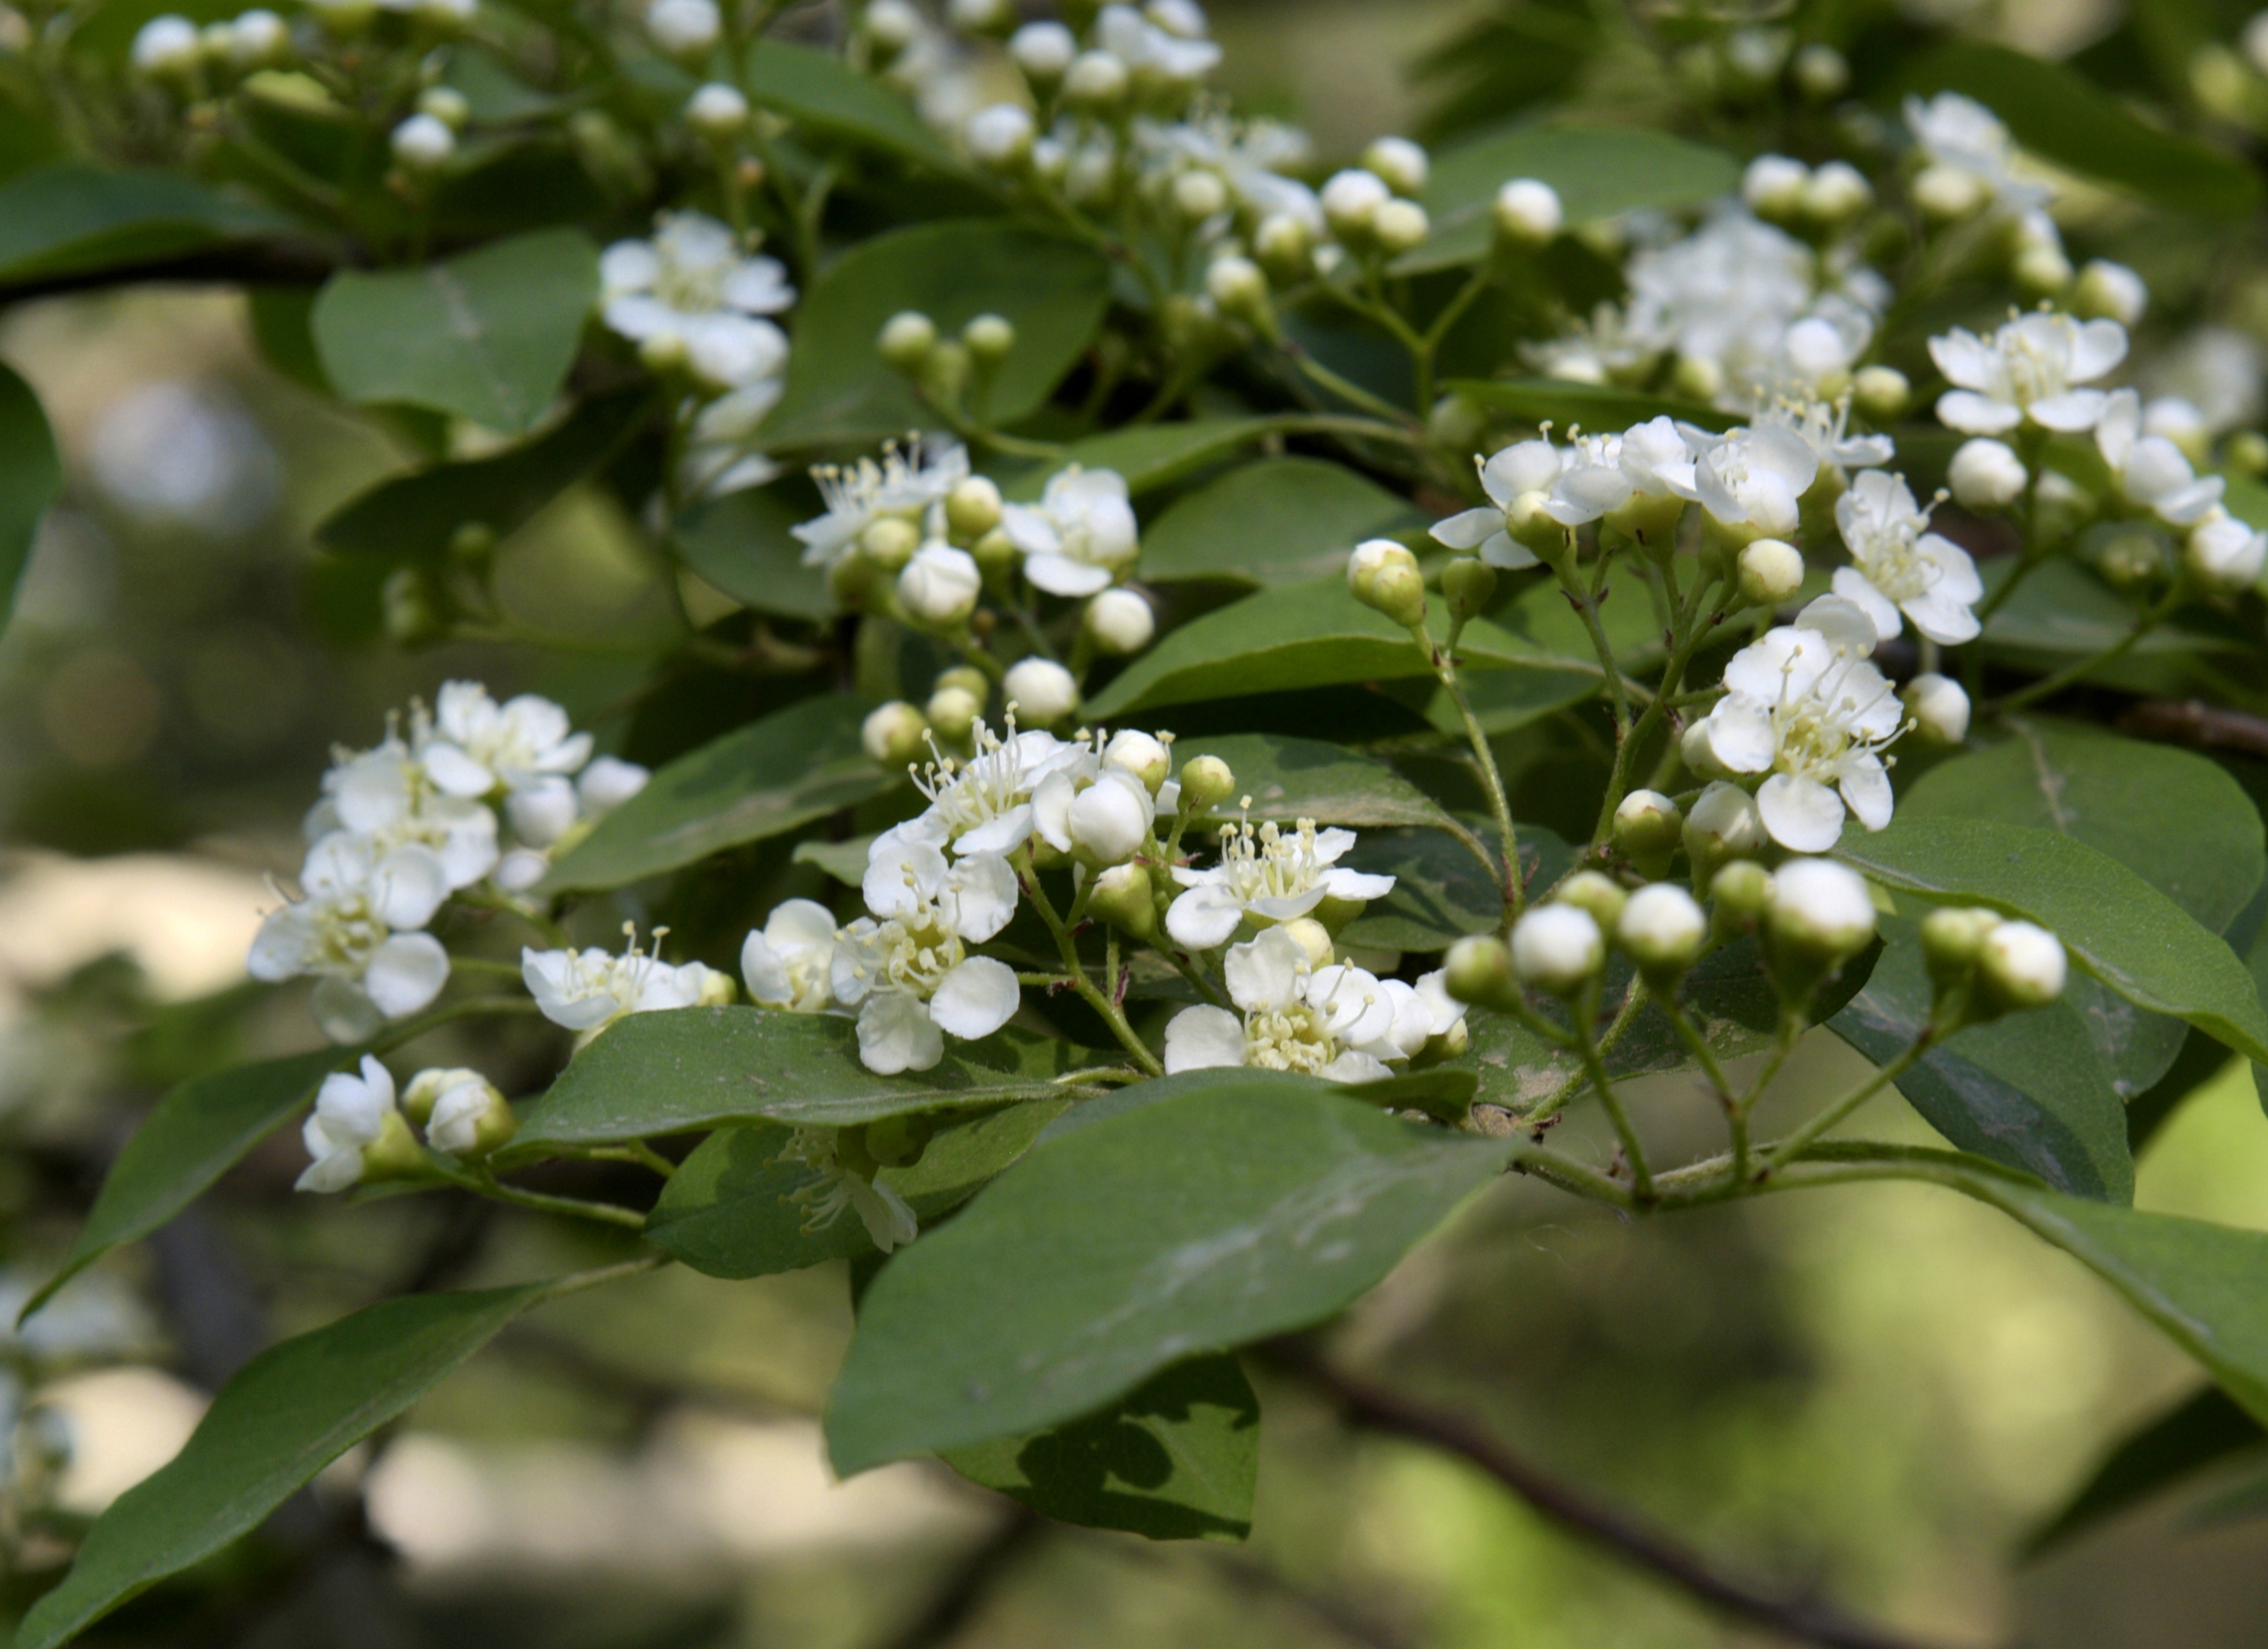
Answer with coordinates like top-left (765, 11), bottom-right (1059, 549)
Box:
top-left (877, 308), bottom-right (1018, 426)
top-left (298, 1057), bottom-right (518, 1194)
top-left (1740, 153), bottom-right (1874, 234)
top-left (1917, 905), bottom-right (2068, 1025)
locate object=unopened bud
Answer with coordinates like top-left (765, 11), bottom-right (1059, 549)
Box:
top-left (359, 1108), bottom-right (428, 1183)
top-left (132, 14), bottom-right (202, 76)
top-left (1063, 48), bottom-right (1129, 110)
top-left (972, 526), bottom-right (1018, 581)
top-left (2073, 259), bottom-right (2147, 327)
top-left (1948, 437), bottom-right (2027, 511)
top-left (1555, 869), bottom-right (1627, 932)
top-left (964, 103), bottom-right (1034, 170)
top-left (860, 515), bottom-right (921, 572)
top-left (1742, 153), bottom-right (1809, 221)
top-left (1171, 167), bottom-right (1230, 221)
top-left (1253, 211), bottom-right (1312, 282)
top-left (1278, 917), bottom-right (1335, 970)
top-left (1708, 860), bottom-right (1772, 935)
top-left (863, 700), bottom-right (929, 766)
top-left (1493, 178), bottom-right (1562, 248)
top-left (1205, 254), bottom-right (1269, 322)
top-left (925, 684), bottom-right (982, 741)
top-left (1444, 933), bottom-right (1515, 1008)
top-left (1069, 770), bottom-right (1153, 866)
top-left (2186, 512), bottom-right (2268, 592)
top-left (389, 112), bottom-right (456, 173)
top-left (919, 339), bottom-right (973, 405)
top-left (382, 566), bottom-right (444, 646)
top-left (1178, 754), bottom-right (1236, 813)
top-left (1920, 905), bottom-right (1999, 993)
top-left (1976, 920), bottom-right (2066, 1013)
top-left (1321, 168), bottom-right (1392, 240)
top-left (1851, 364), bottom-right (1909, 424)
top-left (946, 476), bottom-right (1003, 540)
top-left (1347, 537), bottom-right (1424, 625)
top-left (1613, 789), bottom-right (1682, 879)
top-left (1009, 19), bottom-right (1076, 84)
top-left (1792, 41), bottom-right (1848, 100)
top-left (1089, 861), bottom-right (1159, 940)
top-left (1086, 587), bottom-right (1156, 655)
top-left (1736, 537), bottom-right (1805, 607)
top-left (418, 86), bottom-right (471, 131)
top-left (415, 1070), bottom-right (519, 1157)
top-left (1766, 857), bottom-right (1877, 969)
top-left (1428, 392), bottom-right (1487, 455)
top-left (898, 544), bottom-right (982, 628)
top-left (1511, 905), bottom-right (1605, 996)
top-left (1618, 883), bottom-right (1706, 983)
top-left (1363, 135), bottom-right (1429, 196)
top-left (1681, 717), bottom-right (1734, 782)
top-left (2015, 242), bottom-right (2073, 300)
top-left (1901, 673), bottom-right (1970, 745)
top-left (1003, 657), bottom-right (1078, 724)
top-left (963, 314), bottom-right (1015, 365)
top-left (877, 310), bottom-right (938, 373)
top-left (685, 81), bottom-right (748, 140)
top-left (1800, 160), bottom-right (1871, 223)
top-left (1104, 728), bottom-right (1170, 793)
top-left (1913, 163), bottom-right (1986, 222)
top-left (1371, 198), bottom-right (1430, 255)
top-left (645, 0), bottom-right (721, 61)
top-left (1683, 781), bottom-right (1766, 880)
top-left (1441, 557), bottom-right (1497, 624)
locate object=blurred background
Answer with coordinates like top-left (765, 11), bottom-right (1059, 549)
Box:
top-left (8, 0), bottom-right (2268, 1645)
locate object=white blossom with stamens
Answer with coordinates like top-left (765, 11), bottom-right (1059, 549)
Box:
top-left (249, 833), bottom-right (453, 1042)
top-left (297, 1056), bottom-right (402, 1194)
top-left (602, 211), bottom-right (794, 391)
top-left (1831, 470), bottom-right (1983, 644)
top-left (829, 873), bottom-right (1021, 1074)
top-left (2095, 389), bottom-right (2225, 526)
top-left (1000, 466), bottom-right (1139, 595)
top-left (1431, 437), bottom-right (1564, 567)
top-left (1904, 92), bottom-right (2048, 215)
top-left (1931, 312), bottom-right (2128, 435)
top-left (1163, 926), bottom-right (1399, 1080)
top-left (742, 899), bottom-right (840, 1013)
top-left (793, 437), bottom-right (969, 576)
top-left (1165, 816), bottom-right (1395, 950)
top-left (521, 931), bottom-right (728, 1034)
top-left (1673, 423), bottom-right (1820, 539)
top-left (1756, 393), bottom-right (1893, 479)
top-left (900, 716), bottom-right (1086, 857)
top-left (312, 730), bottom-right (498, 890)
top-left (417, 682), bottom-right (593, 802)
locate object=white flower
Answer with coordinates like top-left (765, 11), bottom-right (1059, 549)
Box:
top-left (742, 900), bottom-right (839, 1012)
top-left (795, 436), bottom-right (969, 575)
top-left (861, 834), bottom-right (1018, 939)
top-left (904, 716), bottom-right (1083, 856)
top-left (1755, 393), bottom-right (1894, 479)
top-left (2186, 511), bottom-right (2268, 592)
top-left (316, 732), bottom-right (498, 890)
top-left (250, 834), bottom-right (453, 1041)
top-left (1947, 437), bottom-right (2028, 511)
top-left (896, 541), bottom-right (982, 627)
top-left (965, 103), bottom-right (1035, 168)
top-left (679, 379), bottom-right (788, 500)
top-left (1904, 92), bottom-right (2047, 215)
top-left (578, 755), bottom-right (650, 819)
top-left (1163, 927), bottom-right (1397, 1082)
top-left (298, 1057), bottom-right (401, 1193)
top-left (1431, 437), bottom-right (1563, 567)
top-left (132, 15), bottom-right (201, 74)
top-left (778, 1128), bottom-right (920, 1252)
top-left (602, 212), bottom-right (794, 391)
top-left (418, 682), bottom-right (592, 802)
top-left (1097, 2), bottom-right (1220, 86)
top-left (1931, 313), bottom-right (2127, 435)
top-left (1166, 817), bottom-right (1395, 950)
top-left (521, 934), bottom-right (727, 1033)
top-left (830, 873), bottom-right (1022, 1073)
top-left (1701, 610), bottom-right (1901, 852)
top-left (2095, 389), bottom-right (2224, 526)
top-left (1001, 466), bottom-right (1138, 595)
top-left (1831, 470), bottom-right (1982, 644)
top-left (1618, 210), bottom-right (1821, 397)
top-left (1676, 423), bottom-right (1819, 539)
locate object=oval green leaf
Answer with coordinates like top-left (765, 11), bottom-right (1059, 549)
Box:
top-left (746, 40), bottom-right (959, 170)
top-left (674, 481), bottom-right (832, 621)
top-left (0, 161), bottom-right (294, 285)
top-left (1138, 457), bottom-right (1421, 587)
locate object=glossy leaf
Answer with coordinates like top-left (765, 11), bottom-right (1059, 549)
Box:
top-left (1442, 378), bottom-right (1735, 433)
top-left (1983, 557), bottom-right (2243, 665)
top-left (1166, 734), bottom-right (1457, 832)
top-left (506, 1008), bottom-right (1112, 1155)
top-left (1831, 916), bottom-right (2134, 1202)
top-left (1334, 825), bottom-right (1502, 952)
top-left (0, 361), bottom-right (63, 634)
top-left (1398, 124), bottom-right (1741, 275)
top-left (644, 1100), bottom-right (1072, 1277)
top-left (1903, 43), bottom-right (2262, 219)
top-left (943, 1353), bottom-right (1260, 1541)
top-left (0, 162), bottom-right (292, 284)
top-left (1835, 817), bottom-right (2268, 1065)
top-left (760, 221), bottom-right (1110, 445)
top-left (827, 1073), bottom-right (1516, 1471)
top-left (745, 40), bottom-right (959, 169)
top-left (1002, 419), bottom-right (1279, 501)
top-left (1138, 457), bottom-right (1421, 587)
top-left (318, 388), bottom-right (650, 563)
top-left (673, 481), bottom-right (832, 621)
top-left (540, 695), bottom-right (895, 892)
top-left (311, 228), bottom-right (598, 434)
top-left (15, 1284), bottom-right (550, 1649)
top-left (2024, 1384), bottom-right (2265, 1557)
top-left (21, 1050), bottom-right (347, 1322)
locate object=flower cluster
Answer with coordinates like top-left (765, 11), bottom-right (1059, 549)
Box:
top-left (298, 1056), bottom-right (518, 1193)
top-left (248, 684), bottom-right (647, 1042)
top-left (1163, 925), bottom-right (1464, 1082)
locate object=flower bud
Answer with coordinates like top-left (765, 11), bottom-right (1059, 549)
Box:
top-left (1920, 905), bottom-right (2000, 993)
top-left (1347, 536), bottom-right (1417, 596)
top-left (2073, 259), bottom-right (2147, 327)
top-left (934, 663), bottom-right (989, 701)
top-left (1977, 920), bottom-right (2066, 1013)
top-left (863, 700), bottom-right (929, 766)
top-left (1278, 917), bottom-right (1337, 970)
top-left (2228, 430), bottom-right (2268, 478)
top-left (1321, 168), bottom-right (1392, 239)
top-left (858, 515), bottom-right (921, 573)
top-left (227, 8), bottom-right (292, 66)
top-left (1205, 254), bottom-right (1269, 323)
top-left (963, 313), bottom-right (1015, 365)
top-left (898, 543), bottom-right (982, 628)
top-left (1555, 869), bottom-right (1627, 932)
top-left (1792, 41), bottom-right (1848, 100)
top-left (1444, 933), bottom-right (1516, 1008)
top-left (1086, 587), bottom-right (1156, 655)
top-left (945, 476), bottom-right (1002, 540)
top-left (1089, 860), bottom-right (1159, 940)
top-left (2097, 531), bottom-right (2164, 594)
top-left (1913, 163), bottom-right (1986, 222)
top-left (1063, 49), bottom-right (1129, 111)
top-left (1800, 160), bottom-right (1871, 224)
top-left (1253, 211), bottom-right (1312, 282)
top-left (1736, 537), bottom-right (1805, 607)
top-left (972, 526), bottom-right (1018, 581)
top-left (1171, 167), bottom-right (1230, 221)
top-left (1363, 135), bottom-right (1429, 196)
top-left (876, 310), bottom-right (938, 373)
top-left (1004, 657), bottom-right (1078, 724)
top-left (1371, 198), bottom-right (1430, 255)
top-left (360, 1108), bottom-right (429, 1183)
top-left (1178, 754), bottom-right (1236, 813)
top-left (132, 14), bottom-right (202, 76)
top-left (1948, 438), bottom-right (2027, 511)
top-left (1680, 717), bottom-right (1733, 782)
top-left (1441, 557), bottom-right (1496, 624)
top-left (1683, 781), bottom-right (1766, 880)
top-left (417, 1070), bottom-right (519, 1158)
top-left (1105, 728), bottom-right (1170, 793)
top-left (1766, 857), bottom-right (1877, 967)
top-left (508, 778), bottom-right (580, 847)
top-left (1613, 789), bottom-right (1682, 879)
top-left (1069, 770), bottom-right (1153, 866)
top-left (925, 683), bottom-right (982, 741)
top-left (1851, 364), bottom-right (1909, 424)
top-left (1708, 860), bottom-right (1772, 935)
top-left (638, 331), bottom-right (689, 375)
top-left (1901, 673), bottom-right (1970, 746)
top-left (2014, 241), bottom-right (2073, 298)
top-left (390, 113), bottom-right (456, 173)
top-left (684, 82), bottom-right (747, 139)
top-left (1009, 19), bottom-right (1076, 84)
top-left (1742, 153), bottom-right (1808, 221)
top-left (1618, 883), bottom-right (1706, 983)
top-left (1493, 178), bottom-right (1562, 248)
top-left (2186, 511), bottom-right (2268, 592)
top-left (1511, 905), bottom-right (1605, 996)
top-left (645, 0), bottom-right (720, 61)
top-left (918, 338), bottom-right (973, 406)
top-left (1347, 537), bottom-right (1424, 627)
top-left (965, 103), bottom-right (1034, 170)
top-left (418, 86), bottom-right (471, 131)
top-left (382, 565), bottom-right (445, 646)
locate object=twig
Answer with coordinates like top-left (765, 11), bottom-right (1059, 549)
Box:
top-left (1281, 1347), bottom-right (1990, 1649)
top-left (2119, 696), bottom-right (2268, 759)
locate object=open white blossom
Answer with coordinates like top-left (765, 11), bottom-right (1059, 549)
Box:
top-left (250, 833), bottom-right (453, 1041)
top-left (1542, 417), bottom-right (1692, 531)
top-left (1904, 92), bottom-right (2047, 215)
top-left (831, 891), bottom-right (1021, 1075)
top-left (601, 212), bottom-right (794, 391)
top-left (315, 731), bottom-right (498, 891)
top-left (794, 436), bottom-right (969, 575)
top-left (1675, 422), bottom-right (1820, 539)
top-left (1757, 392), bottom-right (1894, 479)
top-left (1163, 926), bottom-right (1399, 1081)
top-left (1832, 470), bottom-right (1983, 644)
top-left (1136, 113), bottom-right (1318, 231)
top-left (1699, 603), bottom-right (1902, 852)
top-left (298, 1057), bottom-right (405, 1193)
top-left (419, 682), bottom-right (593, 802)
top-left (2095, 389), bottom-right (2225, 526)
top-left (521, 933), bottom-right (729, 1033)
top-left (1931, 313), bottom-right (2127, 435)
top-left (742, 899), bottom-right (840, 1012)
top-left (1431, 437), bottom-right (1563, 567)
top-left (1001, 466), bottom-right (1139, 595)
top-left (777, 1128), bottom-right (919, 1252)
top-left (1097, 2), bottom-right (1221, 87)
top-left (1166, 817), bottom-right (1395, 950)
top-left (680, 378), bottom-right (787, 499)
top-left (902, 717), bottom-right (1085, 857)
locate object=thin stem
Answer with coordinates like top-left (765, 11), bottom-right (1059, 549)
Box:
top-left (1015, 847), bottom-right (1166, 1077)
top-left (1986, 586), bottom-right (2177, 716)
top-left (1417, 623), bottom-right (1523, 925)
top-left (1593, 565), bottom-right (1721, 843)
top-left (1527, 979), bottom-right (1644, 1124)
top-left (579, 1141), bottom-right (678, 1179)
top-left (1726, 1007), bottom-right (1803, 1183)
top-left (1551, 556), bottom-right (1632, 730)
top-left (1279, 340), bottom-right (1421, 427)
top-left (1763, 1040), bottom-right (1930, 1174)
top-left (1506, 1141), bottom-right (1637, 1209)
top-left (530, 1250), bottom-right (673, 1304)
top-left (1572, 985), bottom-right (1654, 1202)
top-left (465, 1165), bottom-right (650, 1231)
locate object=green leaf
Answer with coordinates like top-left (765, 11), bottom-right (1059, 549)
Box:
top-left (0, 162), bottom-right (294, 284)
top-left (317, 387), bottom-right (650, 563)
top-left (1138, 457), bottom-right (1421, 587)
top-left (1831, 917), bottom-right (2134, 1202)
top-left (1834, 816), bottom-right (2268, 1065)
top-left (1165, 734), bottom-right (1457, 832)
top-left (673, 480), bottom-right (832, 621)
top-left (1373, 663), bottom-right (1604, 738)
top-left (1442, 377), bottom-right (1734, 433)
top-left (1983, 557), bottom-right (2244, 667)
top-left (21, 1050), bottom-right (347, 1323)
top-left (311, 229), bottom-right (598, 434)
top-left (760, 221), bottom-right (1110, 446)
top-left (540, 695), bottom-right (895, 893)
top-left (1081, 576), bottom-right (1608, 721)
top-left (2024, 1384), bottom-right (2265, 1557)
top-left (745, 40), bottom-right (958, 170)
top-left (1334, 826), bottom-right (1501, 952)
top-left (15, 1284), bottom-right (550, 1649)
top-left (1396, 124), bottom-right (1741, 276)
top-left (1002, 419), bottom-right (1280, 502)
top-left (644, 1100), bottom-right (1072, 1277)
top-left (1903, 43), bottom-right (2262, 219)
top-left (0, 361), bottom-right (63, 634)
top-left (942, 1353), bottom-right (1259, 1541)
top-left (506, 1008), bottom-right (1112, 1156)
top-left (825, 1073), bottom-right (1515, 1472)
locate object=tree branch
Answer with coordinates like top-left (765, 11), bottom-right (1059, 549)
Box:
top-left (1279, 1346), bottom-right (1990, 1649)
top-left (2118, 697), bottom-right (2268, 760)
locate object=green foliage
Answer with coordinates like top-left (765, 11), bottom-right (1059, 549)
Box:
top-left (0, 360), bottom-right (62, 634)
top-left (2025, 1384), bottom-right (2266, 1557)
top-left (0, 162), bottom-right (291, 283)
top-left (743, 40), bottom-right (960, 170)
top-left (1137, 458), bottom-right (1421, 586)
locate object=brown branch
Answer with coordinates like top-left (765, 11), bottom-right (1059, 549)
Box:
top-left (1279, 1345), bottom-right (1996, 1649)
top-left (2118, 698), bottom-right (2268, 761)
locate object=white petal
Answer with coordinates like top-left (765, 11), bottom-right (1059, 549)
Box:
top-left (2070, 318), bottom-right (2129, 382)
top-left (1928, 328), bottom-right (1994, 390)
top-left (247, 907), bottom-right (317, 982)
top-left (1031, 772), bottom-right (1077, 854)
top-left (364, 933), bottom-right (450, 1018)
top-left (857, 992), bottom-right (944, 1074)
top-left (421, 742), bottom-right (495, 797)
top-left (1756, 773), bottom-right (1847, 852)
top-left (943, 853), bottom-right (1020, 943)
top-left (1477, 531), bottom-right (1538, 570)
top-left (929, 956), bottom-right (1021, 1040)
top-left (1935, 390), bottom-right (2022, 434)
top-left (311, 977), bottom-right (383, 1044)
top-left (1024, 553), bottom-right (1116, 596)
top-left (1703, 700), bottom-right (1776, 774)
top-left (2028, 389), bottom-right (2108, 431)
top-left (1224, 926), bottom-right (1305, 1012)
top-left (1321, 1050), bottom-right (1395, 1084)
top-left (1902, 588), bottom-right (1980, 645)
top-left (1838, 756), bottom-right (1895, 831)
top-left (1163, 1005), bottom-right (1248, 1073)
top-left (1831, 568), bottom-right (1903, 641)
top-left (1165, 886), bottom-right (1246, 951)
top-left (1429, 507), bottom-right (1502, 550)
top-left (954, 803), bottom-right (1035, 857)
top-left (1321, 868), bottom-right (1396, 902)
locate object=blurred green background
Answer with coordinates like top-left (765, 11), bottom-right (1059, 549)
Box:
top-left (8, 2), bottom-right (2268, 1645)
